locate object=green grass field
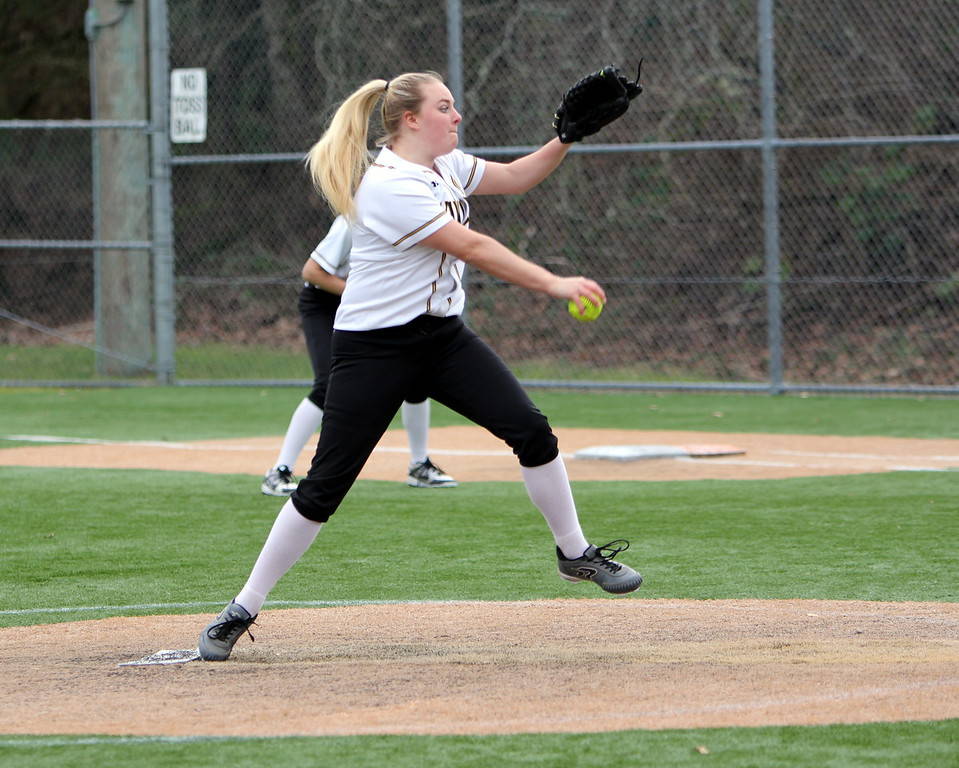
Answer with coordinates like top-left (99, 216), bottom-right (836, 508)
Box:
top-left (0, 343), bottom-right (746, 383)
top-left (1, 387), bottom-right (957, 767)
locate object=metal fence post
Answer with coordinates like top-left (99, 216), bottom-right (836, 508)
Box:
top-left (447, 0), bottom-right (464, 140)
top-left (447, 0), bottom-right (468, 323)
top-left (149, 0), bottom-right (176, 384)
top-left (758, 0), bottom-right (784, 394)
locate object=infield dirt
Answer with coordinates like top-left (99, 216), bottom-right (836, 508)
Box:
top-left (2, 600), bottom-right (958, 736)
top-left (2, 426), bottom-right (958, 481)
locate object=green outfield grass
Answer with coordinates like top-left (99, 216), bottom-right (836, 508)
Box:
top-left (0, 344), bottom-right (315, 381)
top-left (0, 387), bottom-right (957, 767)
top-left (2, 720), bottom-right (958, 768)
top-left (0, 343), bottom-right (716, 383)
top-left (2, 469), bottom-right (957, 625)
top-left (1, 386), bottom-right (956, 442)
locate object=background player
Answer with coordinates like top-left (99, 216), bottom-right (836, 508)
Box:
top-left (261, 215), bottom-right (457, 495)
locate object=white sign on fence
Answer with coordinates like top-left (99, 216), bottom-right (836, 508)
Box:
top-left (170, 68), bottom-right (207, 143)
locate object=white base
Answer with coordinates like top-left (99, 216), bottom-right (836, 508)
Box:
top-left (118, 648), bottom-right (201, 667)
top-left (573, 445), bottom-right (689, 461)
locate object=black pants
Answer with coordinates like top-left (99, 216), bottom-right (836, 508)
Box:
top-left (300, 283), bottom-right (432, 409)
top-left (298, 284), bottom-right (340, 409)
top-left (290, 315), bottom-right (559, 522)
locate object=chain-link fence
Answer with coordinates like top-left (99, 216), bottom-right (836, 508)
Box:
top-left (2, 0), bottom-right (958, 393)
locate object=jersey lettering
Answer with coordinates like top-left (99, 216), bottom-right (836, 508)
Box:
top-left (443, 199), bottom-right (469, 225)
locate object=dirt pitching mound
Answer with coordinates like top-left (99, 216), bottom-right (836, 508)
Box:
top-left (3, 599), bottom-right (958, 736)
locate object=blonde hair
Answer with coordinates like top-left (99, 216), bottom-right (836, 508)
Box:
top-left (306, 71), bottom-right (445, 218)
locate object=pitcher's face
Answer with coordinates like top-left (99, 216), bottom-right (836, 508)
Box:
top-left (414, 79), bottom-right (461, 155)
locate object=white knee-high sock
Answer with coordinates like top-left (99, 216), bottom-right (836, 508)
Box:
top-left (234, 499), bottom-right (323, 615)
top-left (520, 454), bottom-right (590, 559)
top-left (402, 400), bottom-right (430, 464)
top-left (274, 398), bottom-right (323, 470)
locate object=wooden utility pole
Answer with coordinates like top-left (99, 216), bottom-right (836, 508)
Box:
top-left (91, 0), bottom-right (152, 376)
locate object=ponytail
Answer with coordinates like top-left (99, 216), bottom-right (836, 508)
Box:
top-left (306, 79), bottom-right (386, 219)
top-left (306, 71), bottom-right (445, 219)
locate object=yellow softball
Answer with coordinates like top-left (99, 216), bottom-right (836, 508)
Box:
top-left (568, 296), bottom-right (604, 322)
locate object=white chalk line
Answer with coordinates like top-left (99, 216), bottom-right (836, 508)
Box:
top-left (0, 598), bottom-right (479, 618)
top-left (7, 596), bottom-right (957, 620)
top-left (689, 458), bottom-right (952, 472)
top-left (771, 449), bottom-right (959, 462)
top-left (3, 434), bottom-right (212, 449)
top-left (1, 434), bottom-right (517, 457)
top-left (0, 734), bottom-right (267, 748)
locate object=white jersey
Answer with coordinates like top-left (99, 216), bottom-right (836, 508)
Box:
top-left (333, 146), bottom-right (486, 331)
top-left (308, 214), bottom-right (352, 279)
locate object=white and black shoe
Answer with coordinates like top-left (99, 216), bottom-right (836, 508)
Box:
top-left (198, 602), bottom-right (257, 661)
top-left (407, 458), bottom-right (458, 488)
top-left (557, 540), bottom-right (644, 594)
top-left (261, 464), bottom-right (298, 496)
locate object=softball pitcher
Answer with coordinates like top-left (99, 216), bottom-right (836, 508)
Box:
top-left (199, 70), bottom-right (643, 661)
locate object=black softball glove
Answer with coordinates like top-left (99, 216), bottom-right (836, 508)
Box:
top-left (553, 61), bottom-right (644, 143)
